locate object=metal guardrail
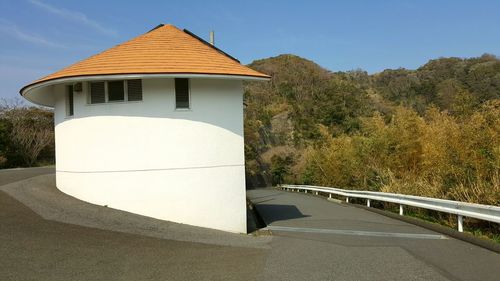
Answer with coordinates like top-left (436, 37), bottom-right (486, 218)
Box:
top-left (278, 184), bottom-right (500, 232)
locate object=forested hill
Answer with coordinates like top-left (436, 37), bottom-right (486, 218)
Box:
top-left (243, 54), bottom-right (499, 206)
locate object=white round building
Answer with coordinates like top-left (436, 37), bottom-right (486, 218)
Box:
top-left (20, 24), bottom-right (270, 233)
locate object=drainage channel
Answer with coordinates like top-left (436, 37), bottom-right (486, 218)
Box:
top-left (265, 225), bottom-right (448, 240)
top-left (246, 198), bottom-right (270, 235)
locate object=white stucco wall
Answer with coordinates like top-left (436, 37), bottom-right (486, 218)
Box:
top-left (52, 78), bottom-right (246, 233)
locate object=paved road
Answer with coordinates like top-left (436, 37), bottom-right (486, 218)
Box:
top-left (0, 166), bottom-right (54, 186)
top-left (0, 169), bottom-right (267, 281)
top-left (1, 168), bottom-right (499, 281)
top-left (247, 188), bottom-right (500, 281)
top-left (1, 173), bottom-right (270, 248)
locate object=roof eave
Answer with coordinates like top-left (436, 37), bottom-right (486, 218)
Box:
top-left (20, 72), bottom-right (270, 104)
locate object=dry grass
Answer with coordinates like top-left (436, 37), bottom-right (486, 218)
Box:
top-left (304, 101), bottom-right (500, 206)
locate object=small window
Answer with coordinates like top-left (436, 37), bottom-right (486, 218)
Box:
top-left (175, 78), bottom-right (190, 109)
top-left (127, 79), bottom-right (142, 101)
top-left (108, 80), bottom-right (125, 102)
top-left (90, 82), bottom-right (105, 104)
top-left (88, 79), bottom-right (142, 104)
top-left (66, 85), bottom-right (74, 116)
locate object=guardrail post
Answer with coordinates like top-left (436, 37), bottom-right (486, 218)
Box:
top-left (304, 190), bottom-right (307, 194)
top-left (458, 215), bottom-right (464, 232)
top-left (329, 193), bottom-right (332, 199)
top-left (399, 205), bottom-right (404, 216)
top-left (315, 191), bottom-right (318, 195)
top-left (367, 199), bottom-right (371, 207)
top-left (346, 197), bottom-right (349, 203)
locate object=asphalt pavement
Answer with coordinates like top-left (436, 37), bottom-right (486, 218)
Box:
top-left (0, 166), bottom-right (54, 186)
top-left (0, 169), bottom-right (267, 281)
top-left (1, 168), bottom-right (499, 281)
top-left (247, 188), bottom-right (500, 281)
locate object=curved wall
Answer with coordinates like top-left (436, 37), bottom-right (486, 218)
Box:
top-left (53, 78), bottom-right (246, 233)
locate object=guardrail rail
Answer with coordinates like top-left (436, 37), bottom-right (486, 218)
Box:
top-left (278, 184), bottom-right (500, 232)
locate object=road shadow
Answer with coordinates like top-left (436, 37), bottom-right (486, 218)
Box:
top-left (256, 204), bottom-right (309, 224)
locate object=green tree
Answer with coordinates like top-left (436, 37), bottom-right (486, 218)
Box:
top-left (270, 154), bottom-right (293, 185)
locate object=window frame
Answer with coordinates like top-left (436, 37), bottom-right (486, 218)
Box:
top-left (87, 80), bottom-right (142, 105)
top-left (175, 78), bottom-right (191, 110)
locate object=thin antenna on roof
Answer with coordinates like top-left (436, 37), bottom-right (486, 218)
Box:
top-left (209, 31), bottom-right (215, 46)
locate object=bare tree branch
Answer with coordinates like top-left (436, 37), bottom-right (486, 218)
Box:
top-left (1, 106), bottom-right (54, 167)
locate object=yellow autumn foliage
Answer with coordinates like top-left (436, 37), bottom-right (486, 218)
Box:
top-left (305, 100), bottom-right (500, 205)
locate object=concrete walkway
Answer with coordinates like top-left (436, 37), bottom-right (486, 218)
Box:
top-left (247, 188), bottom-right (500, 281)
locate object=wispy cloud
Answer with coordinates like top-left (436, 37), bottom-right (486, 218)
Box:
top-left (0, 19), bottom-right (65, 48)
top-left (29, 0), bottom-right (117, 37)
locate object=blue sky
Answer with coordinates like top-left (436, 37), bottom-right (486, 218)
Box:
top-left (1, 0), bottom-right (499, 100)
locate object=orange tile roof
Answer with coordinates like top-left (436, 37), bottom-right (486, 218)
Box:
top-left (22, 24), bottom-right (269, 92)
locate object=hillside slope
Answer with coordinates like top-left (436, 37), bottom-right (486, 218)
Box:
top-left (243, 54), bottom-right (499, 208)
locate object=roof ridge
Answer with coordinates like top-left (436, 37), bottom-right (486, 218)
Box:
top-left (182, 29), bottom-right (240, 63)
top-left (147, 24), bottom-right (165, 33)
